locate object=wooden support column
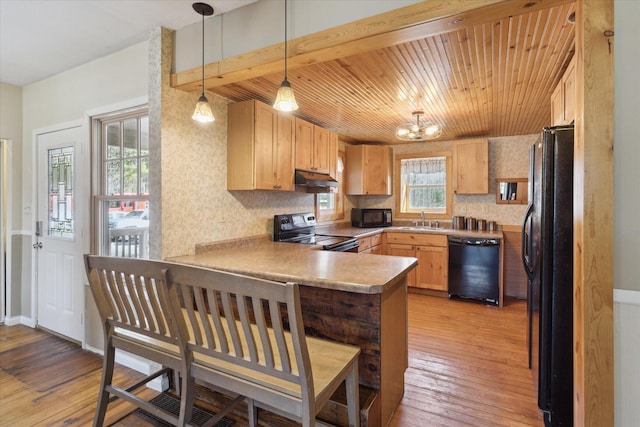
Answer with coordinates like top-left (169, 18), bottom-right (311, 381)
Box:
top-left (573, 0), bottom-right (615, 425)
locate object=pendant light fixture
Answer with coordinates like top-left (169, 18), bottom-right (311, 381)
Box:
top-left (273, 0), bottom-right (298, 112)
top-left (192, 2), bottom-right (215, 123)
top-left (395, 110), bottom-right (442, 141)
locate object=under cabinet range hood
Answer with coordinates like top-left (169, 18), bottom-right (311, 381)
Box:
top-left (294, 170), bottom-right (338, 192)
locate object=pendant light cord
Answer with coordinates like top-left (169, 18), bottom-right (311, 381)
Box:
top-left (284, 0), bottom-right (288, 81)
top-left (201, 11), bottom-right (205, 96)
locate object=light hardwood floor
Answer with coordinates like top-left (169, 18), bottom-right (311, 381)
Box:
top-left (0, 294), bottom-right (543, 426)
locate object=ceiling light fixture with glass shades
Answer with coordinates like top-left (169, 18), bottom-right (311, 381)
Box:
top-left (191, 2), bottom-right (215, 123)
top-left (395, 110), bottom-right (442, 141)
top-left (273, 0), bottom-right (298, 112)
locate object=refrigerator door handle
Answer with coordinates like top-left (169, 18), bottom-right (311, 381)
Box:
top-left (521, 202), bottom-right (534, 280)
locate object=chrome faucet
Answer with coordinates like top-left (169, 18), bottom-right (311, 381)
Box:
top-left (420, 210), bottom-right (425, 226)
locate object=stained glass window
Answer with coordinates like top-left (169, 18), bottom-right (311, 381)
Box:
top-left (48, 146), bottom-right (74, 238)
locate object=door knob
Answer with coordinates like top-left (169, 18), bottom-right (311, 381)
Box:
top-left (33, 242), bottom-right (43, 249)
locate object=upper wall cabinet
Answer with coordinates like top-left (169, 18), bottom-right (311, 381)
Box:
top-left (550, 56), bottom-right (576, 126)
top-left (453, 138), bottom-right (489, 194)
top-left (227, 99), bottom-right (295, 191)
top-left (295, 118), bottom-right (336, 176)
top-left (345, 145), bottom-right (392, 195)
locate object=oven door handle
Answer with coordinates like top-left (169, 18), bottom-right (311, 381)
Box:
top-left (323, 239), bottom-right (359, 252)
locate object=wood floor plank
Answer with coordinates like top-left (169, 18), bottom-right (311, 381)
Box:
top-left (0, 294), bottom-right (543, 427)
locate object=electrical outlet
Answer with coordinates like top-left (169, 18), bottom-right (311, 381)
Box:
top-left (459, 205), bottom-right (466, 213)
top-left (481, 205), bottom-right (488, 214)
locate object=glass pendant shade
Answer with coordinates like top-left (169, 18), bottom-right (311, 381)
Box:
top-left (192, 94), bottom-right (215, 123)
top-left (395, 110), bottom-right (442, 141)
top-left (192, 2), bottom-right (214, 123)
top-left (273, 79), bottom-right (299, 112)
top-left (273, 0), bottom-right (298, 112)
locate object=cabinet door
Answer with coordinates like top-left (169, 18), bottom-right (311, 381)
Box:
top-left (386, 243), bottom-right (416, 286)
top-left (453, 138), bottom-right (488, 194)
top-left (369, 245), bottom-right (382, 255)
top-left (550, 83), bottom-right (563, 126)
top-left (275, 113), bottom-right (295, 191)
top-left (415, 245), bottom-right (448, 291)
top-left (562, 58), bottom-right (576, 125)
top-left (313, 125), bottom-right (330, 174)
top-left (254, 101), bottom-right (276, 190)
top-left (328, 131), bottom-right (339, 179)
top-left (295, 118), bottom-right (314, 171)
top-left (364, 146), bottom-right (392, 195)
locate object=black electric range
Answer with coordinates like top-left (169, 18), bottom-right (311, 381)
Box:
top-left (273, 213), bottom-right (359, 252)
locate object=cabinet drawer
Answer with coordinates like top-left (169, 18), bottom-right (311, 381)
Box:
top-left (358, 236), bottom-right (372, 252)
top-left (370, 233), bottom-right (382, 247)
top-left (386, 232), bottom-right (447, 247)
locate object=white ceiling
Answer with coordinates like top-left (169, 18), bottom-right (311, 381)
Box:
top-left (0, 0), bottom-right (257, 87)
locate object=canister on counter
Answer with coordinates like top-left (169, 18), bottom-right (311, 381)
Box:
top-left (452, 216), bottom-right (465, 229)
top-left (466, 217), bottom-right (476, 230)
top-left (488, 221), bottom-right (497, 231)
top-left (477, 219), bottom-right (487, 231)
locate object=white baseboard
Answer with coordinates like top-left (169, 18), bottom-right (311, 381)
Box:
top-left (614, 288), bottom-right (640, 427)
top-left (614, 288), bottom-right (640, 305)
top-left (5, 315), bottom-right (36, 327)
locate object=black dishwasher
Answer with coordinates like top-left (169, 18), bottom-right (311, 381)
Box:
top-left (448, 236), bottom-right (500, 305)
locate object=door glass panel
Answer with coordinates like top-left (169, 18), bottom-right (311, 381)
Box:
top-left (106, 122), bottom-right (120, 159)
top-left (48, 146), bottom-right (74, 239)
top-left (123, 118), bottom-right (137, 158)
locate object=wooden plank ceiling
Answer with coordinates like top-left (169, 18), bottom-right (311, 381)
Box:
top-left (174, 0), bottom-right (576, 144)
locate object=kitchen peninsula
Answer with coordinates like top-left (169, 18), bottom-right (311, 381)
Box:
top-left (171, 235), bottom-right (417, 427)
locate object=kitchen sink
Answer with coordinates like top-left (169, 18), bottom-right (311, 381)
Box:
top-left (397, 226), bottom-right (446, 231)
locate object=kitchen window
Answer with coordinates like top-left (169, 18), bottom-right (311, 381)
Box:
top-left (316, 151), bottom-right (345, 222)
top-left (395, 152), bottom-right (452, 219)
top-left (92, 108), bottom-right (150, 258)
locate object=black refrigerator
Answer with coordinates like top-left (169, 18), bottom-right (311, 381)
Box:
top-left (521, 125), bottom-right (574, 426)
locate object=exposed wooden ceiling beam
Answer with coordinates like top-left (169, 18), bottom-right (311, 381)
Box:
top-left (171, 0), bottom-right (574, 93)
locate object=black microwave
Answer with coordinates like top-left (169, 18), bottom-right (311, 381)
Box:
top-left (351, 208), bottom-right (392, 228)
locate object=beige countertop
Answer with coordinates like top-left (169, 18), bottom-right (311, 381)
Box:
top-left (171, 240), bottom-right (417, 295)
top-left (316, 223), bottom-right (503, 240)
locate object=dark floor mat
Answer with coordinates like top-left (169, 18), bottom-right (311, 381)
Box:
top-left (134, 393), bottom-right (234, 427)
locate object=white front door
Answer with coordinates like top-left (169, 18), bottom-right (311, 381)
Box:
top-left (36, 125), bottom-right (87, 342)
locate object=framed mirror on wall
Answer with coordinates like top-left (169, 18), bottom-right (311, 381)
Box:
top-left (496, 178), bottom-right (528, 204)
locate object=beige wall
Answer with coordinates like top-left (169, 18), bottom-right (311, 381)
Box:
top-left (0, 83), bottom-right (23, 228)
top-left (0, 82), bottom-right (24, 319)
top-left (614, 0), bottom-right (639, 293)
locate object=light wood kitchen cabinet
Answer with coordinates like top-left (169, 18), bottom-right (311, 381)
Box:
top-left (354, 232), bottom-right (384, 254)
top-left (328, 131), bottom-right (339, 179)
top-left (387, 243), bottom-right (417, 286)
top-left (345, 145), bottom-right (392, 195)
top-left (385, 233), bottom-right (448, 291)
top-left (227, 99), bottom-right (295, 191)
top-left (550, 56), bottom-right (576, 126)
top-left (453, 138), bottom-right (489, 194)
top-left (295, 118), bottom-right (333, 175)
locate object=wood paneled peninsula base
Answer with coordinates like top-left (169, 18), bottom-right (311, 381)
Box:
top-left (171, 235), bottom-right (417, 427)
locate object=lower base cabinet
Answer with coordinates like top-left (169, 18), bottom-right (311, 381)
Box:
top-left (355, 233), bottom-right (383, 254)
top-left (386, 233), bottom-right (448, 291)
